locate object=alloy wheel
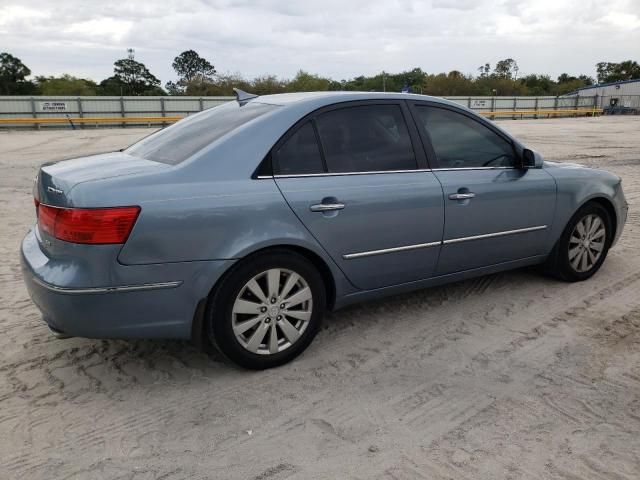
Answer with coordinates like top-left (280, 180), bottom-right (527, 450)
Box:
top-left (568, 213), bottom-right (606, 273)
top-left (231, 268), bottom-right (313, 355)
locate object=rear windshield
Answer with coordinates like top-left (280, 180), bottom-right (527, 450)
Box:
top-left (126, 101), bottom-right (276, 165)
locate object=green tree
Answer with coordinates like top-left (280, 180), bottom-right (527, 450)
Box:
top-left (554, 79), bottom-right (584, 95)
top-left (337, 69), bottom-right (428, 93)
top-left (519, 74), bottom-right (554, 95)
top-left (165, 81), bottom-right (183, 95)
top-left (553, 73), bottom-right (594, 95)
top-left (251, 75), bottom-right (287, 95)
top-left (389, 68), bottom-right (428, 93)
top-left (478, 63), bottom-right (491, 78)
top-left (97, 76), bottom-right (125, 95)
top-left (100, 53), bottom-right (164, 95)
top-left (179, 73), bottom-right (250, 96)
top-left (476, 75), bottom-right (527, 95)
top-left (167, 50), bottom-right (216, 94)
top-left (423, 71), bottom-right (474, 96)
top-left (0, 52), bottom-right (38, 94)
top-left (493, 58), bottom-right (519, 79)
top-left (36, 74), bottom-right (98, 95)
top-left (578, 74), bottom-right (595, 86)
top-left (596, 60), bottom-right (640, 83)
top-left (557, 73), bottom-right (574, 84)
top-left (285, 70), bottom-right (332, 92)
top-left (175, 50), bottom-right (215, 82)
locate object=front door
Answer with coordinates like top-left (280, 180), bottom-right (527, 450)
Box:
top-left (410, 103), bottom-right (556, 274)
top-left (272, 102), bottom-right (444, 290)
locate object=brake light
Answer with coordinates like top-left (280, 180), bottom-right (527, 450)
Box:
top-left (37, 204), bottom-right (140, 244)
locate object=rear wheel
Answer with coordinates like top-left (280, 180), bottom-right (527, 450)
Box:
top-left (546, 202), bottom-right (612, 282)
top-left (207, 251), bottom-right (326, 369)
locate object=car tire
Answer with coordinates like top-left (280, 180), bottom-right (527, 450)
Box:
top-left (545, 202), bottom-right (613, 282)
top-left (206, 250), bottom-right (326, 370)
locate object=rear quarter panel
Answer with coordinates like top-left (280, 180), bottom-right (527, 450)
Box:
top-left (116, 177), bottom-right (332, 264)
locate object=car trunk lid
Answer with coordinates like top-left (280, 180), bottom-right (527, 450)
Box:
top-left (36, 151), bottom-right (168, 207)
top-left (33, 151), bottom-right (168, 256)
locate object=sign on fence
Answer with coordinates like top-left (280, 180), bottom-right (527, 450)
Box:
top-left (470, 99), bottom-right (490, 108)
top-left (39, 102), bottom-right (67, 112)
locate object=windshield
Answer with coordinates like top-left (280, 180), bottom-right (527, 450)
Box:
top-left (126, 101), bottom-right (276, 165)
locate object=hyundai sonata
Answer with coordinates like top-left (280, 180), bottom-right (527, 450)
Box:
top-left (21, 90), bottom-right (628, 369)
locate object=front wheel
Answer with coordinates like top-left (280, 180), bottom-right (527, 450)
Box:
top-left (207, 251), bottom-right (326, 369)
top-left (546, 202), bottom-right (612, 282)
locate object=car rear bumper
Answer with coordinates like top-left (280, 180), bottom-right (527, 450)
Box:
top-left (20, 228), bottom-right (234, 340)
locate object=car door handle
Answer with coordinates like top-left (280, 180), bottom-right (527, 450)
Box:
top-left (448, 192), bottom-right (475, 200)
top-left (310, 203), bottom-right (345, 212)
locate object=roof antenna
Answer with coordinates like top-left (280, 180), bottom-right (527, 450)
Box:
top-left (233, 88), bottom-right (258, 103)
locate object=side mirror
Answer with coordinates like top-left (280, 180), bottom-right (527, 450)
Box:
top-left (522, 148), bottom-right (544, 169)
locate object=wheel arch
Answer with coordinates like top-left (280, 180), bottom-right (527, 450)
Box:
top-left (577, 195), bottom-right (618, 243)
top-left (544, 195), bottom-right (617, 282)
top-left (190, 244), bottom-right (338, 349)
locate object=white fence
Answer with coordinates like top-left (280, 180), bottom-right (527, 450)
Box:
top-left (0, 94), bottom-right (602, 128)
top-left (0, 96), bottom-right (230, 122)
top-left (446, 95), bottom-right (597, 113)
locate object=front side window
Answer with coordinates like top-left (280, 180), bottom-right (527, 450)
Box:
top-left (315, 104), bottom-right (417, 173)
top-left (127, 101), bottom-right (275, 165)
top-left (273, 122), bottom-right (324, 175)
top-left (415, 106), bottom-right (516, 169)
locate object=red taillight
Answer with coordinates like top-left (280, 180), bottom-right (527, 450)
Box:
top-left (37, 204), bottom-right (140, 244)
top-left (37, 203), bottom-right (58, 238)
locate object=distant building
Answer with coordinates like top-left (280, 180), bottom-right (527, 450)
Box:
top-left (568, 78), bottom-right (640, 97)
top-left (566, 79), bottom-right (640, 112)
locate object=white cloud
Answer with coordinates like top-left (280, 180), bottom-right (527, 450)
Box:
top-left (64, 18), bottom-right (133, 42)
top-left (601, 11), bottom-right (640, 30)
top-left (0, 0), bottom-right (638, 85)
top-left (0, 5), bottom-right (48, 28)
top-left (432, 0), bottom-right (478, 11)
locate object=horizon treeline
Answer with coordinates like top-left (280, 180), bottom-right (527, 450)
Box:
top-left (1, 50), bottom-right (639, 97)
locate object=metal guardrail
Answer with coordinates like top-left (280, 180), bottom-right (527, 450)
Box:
top-left (0, 109), bottom-right (603, 127)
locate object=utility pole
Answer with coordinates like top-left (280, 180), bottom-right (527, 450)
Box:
top-left (382, 71), bottom-right (386, 92)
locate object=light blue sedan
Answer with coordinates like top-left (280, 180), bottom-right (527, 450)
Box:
top-left (21, 91), bottom-right (628, 369)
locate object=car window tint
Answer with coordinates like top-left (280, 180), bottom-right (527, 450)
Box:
top-left (274, 122), bottom-right (324, 175)
top-left (315, 105), bottom-right (417, 173)
top-left (127, 101), bottom-right (275, 165)
top-left (415, 106), bottom-right (516, 169)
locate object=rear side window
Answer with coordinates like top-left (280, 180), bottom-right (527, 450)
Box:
top-left (127, 101), bottom-right (275, 165)
top-left (415, 106), bottom-right (516, 169)
top-left (315, 104), bottom-right (417, 173)
top-left (273, 122), bottom-right (324, 175)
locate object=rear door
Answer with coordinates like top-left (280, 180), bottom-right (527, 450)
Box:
top-left (272, 101), bottom-right (444, 290)
top-left (409, 102), bottom-right (556, 274)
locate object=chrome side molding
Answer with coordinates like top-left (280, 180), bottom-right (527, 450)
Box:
top-left (343, 241), bottom-right (441, 260)
top-left (32, 277), bottom-right (183, 295)
top-left (342, 225), bottom-right (547, 260)
top-left (443, 225), bottom-right (547, 245)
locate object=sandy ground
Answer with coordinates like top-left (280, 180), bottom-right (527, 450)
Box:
top-left (1, 117), bottom-right (639, 480)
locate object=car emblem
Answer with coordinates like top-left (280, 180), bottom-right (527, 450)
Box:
top-left (47, 186), bottom-right (63, 194)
